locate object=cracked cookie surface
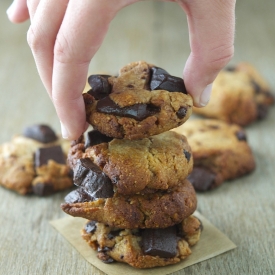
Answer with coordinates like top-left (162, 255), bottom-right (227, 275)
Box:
top-left (172, 119), bottom-right (256, 191)
top-left (193, 62), bottom-right (274, 126)
top-left (84, 61), bottom-right (193, 139)
top-left (0, 125), bottom-right (73, 195)
top-left (61, 179), bottom-right (197, 229)
top-left (68, 130), bottom-right (193, 195)
top-left (81, 215), bottom-right (202, 268)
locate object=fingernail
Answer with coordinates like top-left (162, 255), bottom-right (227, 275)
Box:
top-left (60, 121), bottom-right (69, 139)
top-left (6, 2), bottom-right (15, 17)
top-left (199, 84), bottom-right (212, 106)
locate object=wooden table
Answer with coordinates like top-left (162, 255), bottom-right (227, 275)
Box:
top-left (0, 1), bottom-right (274, 274)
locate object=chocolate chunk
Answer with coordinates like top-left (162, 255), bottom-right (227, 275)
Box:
top-left (176, 107), bottom-right (187, 119)
top-left (87, 75), bottom-right (112, 100)
top-left (150, 67), bottom-right (187, 94)
top-left (141, 226), bottom-right (177, 258)
top-left (96, 96), bottom-right (160, 121)
top-left (257, 104), bottom-right (268, 119)
top-left (184, 149), bottom-right (191, 162)
top-left (34, 145), bottom-right (65, 167)
top-left (251, 80), bottom-right (261, 94)
top-left (187, 166), bottom-right (217, 192)
top-left (235, 130), bottom-right (247, 141)
top-left (73, 158), bottom-right (114, 199)
top-left (23, 124), bottom-right (57, 143)
top-left (64, 187), bottom-right (93, 203)
top-left (32, 182), bottom-right (55, 196)
top-left (224, 66), bottom-right (236, 72)
top-left (97, 252), bottom-right (115, 264)
top-left (107, 230), bottom-right (121, 239)
top-left (85, 130), bottom-right (113, 149)
top-left (85, 220), bottom-right (97, 234)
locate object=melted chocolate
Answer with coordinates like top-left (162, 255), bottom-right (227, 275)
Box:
top-left (34, 145), bottom-right (65, 167)
top-left (73, 158), bottom-right (114, 199)
top-left (87, 75), bottom-right (112, 100)
top-left (141, 226), bottom-right (177, 258)
top-left (23, 124), bottom-right (57, 143)
top-left (177, 107), bottom-right (187, 119)
top-left (85, 130), bottom-right (113, 149)
top-left (183, 149), bottom-right (191, 162)
top-left (64, 187), bottom-right (93, 204)
top-left (150, 67), bottom-right (187, 94)
top-left (96, 96), bottom-right (160, 121)
top-left (85, 220), bottom-right (97, 234)
top-left (187, 166), bottom-right (217, 192)
top-left (32, 182), bottom-right (55, 196)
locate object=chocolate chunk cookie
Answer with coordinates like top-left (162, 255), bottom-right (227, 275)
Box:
top-left (193, 62), bottom-right (274, 126)
top-left (68, 130), bottom-right (193, 195)
top-left (61, 179), bottom-right (197, 229)
top-left (0, 124), bottom-right (73, 196)
top-left (172, 119), bottom-right (256, 191)
top-left (84, 61), bottom-right (193, 139)
top-left (81, 215), bottom-right (202, 268)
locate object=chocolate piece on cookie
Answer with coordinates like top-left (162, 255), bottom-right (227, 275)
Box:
top-left (83, 61), bottom-right (193, 139)
top-left (172, 119), bottom-right (256, 191)
top-left (61, 179), bottom-right (197, 229)
top-left (193, 62), bottom-right (274, 126)
top-left (0, 124), bottom-right (73, 196)
top-left (68, 130), bottom-right (193, 195)
top-left (81, 215), bottom-right (202, 268)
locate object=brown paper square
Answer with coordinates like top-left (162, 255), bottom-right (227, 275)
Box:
top-left (50, 211), bottom-right (236, 275)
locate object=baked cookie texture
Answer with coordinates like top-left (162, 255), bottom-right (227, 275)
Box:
top-left (193, 62), bottom-right (274, 126)
top-left (0, 125), bottom-right (73, 196)
top-left (67, 130), bottom-right (193, 195)
top-left (83, 61), bottom-right (193, 139)
top-left (62, 179), bottom-right (197, 229)
top-left (81, 215), bottom-right (202, 268)
top-left (172, 119), bottom-right (256, 191)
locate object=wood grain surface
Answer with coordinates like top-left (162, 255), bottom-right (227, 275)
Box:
top-left (0, 1), bottom-right (274, 274)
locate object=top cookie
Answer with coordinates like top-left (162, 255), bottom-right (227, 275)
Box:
top-left (83, 61), bottom-right (193, 139)
top-left (193, 62), bottom-right (274, 126)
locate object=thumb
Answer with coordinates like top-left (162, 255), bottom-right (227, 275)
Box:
top-left (7, 0), bottom-right (29, 23)
top-left (179, 0), bottom-right (236, 107)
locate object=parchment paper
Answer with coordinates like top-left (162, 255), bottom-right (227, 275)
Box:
top-left (50, 211), bottom-right (236, 275)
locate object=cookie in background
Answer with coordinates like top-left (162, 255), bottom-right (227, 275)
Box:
top-left (0, 124), bottom-right (73, 196)
top-left (193, 62), bottom-right (274, 126)
top-left (172, 119), bottom-right (256, 192)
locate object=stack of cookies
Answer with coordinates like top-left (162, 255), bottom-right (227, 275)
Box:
top-left (61, 61), bottom-right (202, 268)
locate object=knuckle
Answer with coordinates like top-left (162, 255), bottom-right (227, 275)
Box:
top-left (27, 26), bottom-right (44, 52)
top-left (208, 44), bottom-right (234, 70)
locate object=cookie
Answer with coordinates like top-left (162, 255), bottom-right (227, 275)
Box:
top-left (193, 62), bottom-right (274, 126)
top-left (81, 215), bottom-right (202, 268)
top-left (0, 124), bottom-right (73, 196)
top-left (172, 119), bottom-right (256, 191)
top-left (68, 129), bottom-right (193, 195)
top-left (83, 61), bottom-right (193, 139)
top-left (61, 179), bottom-right (197, 229)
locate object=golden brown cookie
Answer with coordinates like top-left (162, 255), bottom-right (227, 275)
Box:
top-left (68, 130), bottom-right (193, 195)
top-left (81, 215), bottom-right (202, 268)
top-left (0, 124), bottom-right (73, 196)
top-left (172, 119), bottom-right (256, 191)
top-left (193, 62), bottom-right (274, 126)
top-left (83, 61), bottom-right (193, 139)
top-left (61, 179), bottom-right (197, 229)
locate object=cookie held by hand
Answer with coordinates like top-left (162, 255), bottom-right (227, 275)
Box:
top-left (83, 61), bottom-right (193, 139)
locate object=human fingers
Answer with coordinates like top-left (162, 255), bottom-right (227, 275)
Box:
top-left (51, 0), bottom-right (138, 140)
top-left (6, 0), bottom-right (29, 23)
top-left (178, 0), bottom-right (236, 107)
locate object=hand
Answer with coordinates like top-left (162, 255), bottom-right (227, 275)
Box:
top-left (7, 0), bottom-right (235, 140)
